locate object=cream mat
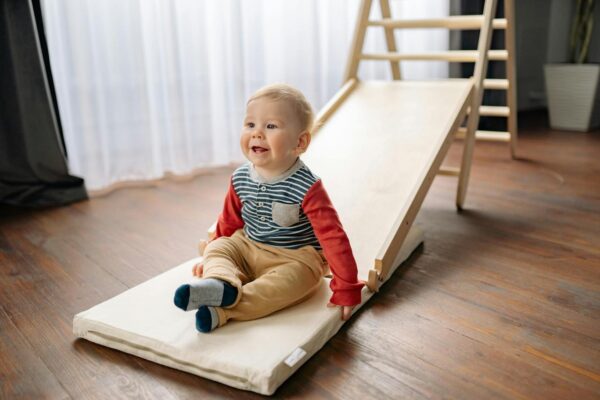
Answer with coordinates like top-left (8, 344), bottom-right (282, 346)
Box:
top-left (73, 227), bottom-right (423, 395)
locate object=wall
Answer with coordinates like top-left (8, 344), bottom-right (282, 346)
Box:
top-left (518, 0), bottom-right (600, 110)
top-left (547, 0), bottom-right (600, 63)
top-left (514, 0), bottom-right (552, 110)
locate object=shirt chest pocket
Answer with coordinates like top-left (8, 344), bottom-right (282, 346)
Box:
top-left (271, 202), bottom-right (300, 227)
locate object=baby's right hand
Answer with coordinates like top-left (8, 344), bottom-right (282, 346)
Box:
top-left (192, 262), bottom-right (204, 277)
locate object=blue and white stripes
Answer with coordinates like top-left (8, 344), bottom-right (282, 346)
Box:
top-left (232, 160), bottom-right (321, 249)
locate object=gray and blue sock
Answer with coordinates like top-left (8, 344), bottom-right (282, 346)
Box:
top-left (195, 305), bottom-right (219, 333)
top-left (173, 278), bottom-right (238, 311)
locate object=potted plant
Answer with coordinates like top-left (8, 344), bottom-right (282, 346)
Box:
top-left (544, 0), bottom-right (599, 131)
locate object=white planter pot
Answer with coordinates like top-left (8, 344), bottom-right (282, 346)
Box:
top-left (544, 64), bottom-right (600, 132)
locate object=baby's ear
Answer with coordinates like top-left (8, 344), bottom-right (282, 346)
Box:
top-left (296, 131), bottom-right (311, 154)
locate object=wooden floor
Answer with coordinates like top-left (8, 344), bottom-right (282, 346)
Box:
top-left (1, 112), bottom-right (599, 399)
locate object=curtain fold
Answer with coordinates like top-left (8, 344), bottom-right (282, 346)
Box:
top-left (40, 0), bottom-right (450, 192)
top-left (0, 0), bottom-right (87, 207)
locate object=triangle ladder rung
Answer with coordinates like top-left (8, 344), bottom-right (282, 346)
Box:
top-left (455, 128), bottom-right (511, 142)
top-left (361, 50), bottom-right (507, 62)
top-left (368, 16), bottom-right (507, 30)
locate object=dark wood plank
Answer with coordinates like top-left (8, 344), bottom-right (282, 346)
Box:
top-left (0, 305), bottom-right (69, 399)
top-left (0, 229), bottom-right (180, 400)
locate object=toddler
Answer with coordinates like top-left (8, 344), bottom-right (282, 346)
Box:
top-left (173, 83), bottom-right (364, 332)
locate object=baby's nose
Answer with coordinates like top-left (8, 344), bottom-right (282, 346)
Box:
top-left (251, 129), bottom-right (264, 138)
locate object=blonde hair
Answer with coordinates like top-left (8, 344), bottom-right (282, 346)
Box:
top-left (247, 83), bottom-right (315, 134)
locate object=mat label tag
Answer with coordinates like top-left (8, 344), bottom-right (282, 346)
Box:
top-left (284, 347), bottom-right (307, 367)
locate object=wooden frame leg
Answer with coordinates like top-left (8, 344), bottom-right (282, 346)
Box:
top-left (456, 0), bottom-right (498, 209)
top-left (456, 110), bottom-right (478, 210)
top-left (343, 0), bottom-right (373, 82)
top-left (379, 0), bottom-right (401, 80)
top-left (505, 0), bottom-right (518, 159)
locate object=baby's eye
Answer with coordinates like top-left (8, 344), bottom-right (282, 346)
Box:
top-left (246, 122), bottom-right (255, 128)
top-left (266, 123), bottom-right (278, 129)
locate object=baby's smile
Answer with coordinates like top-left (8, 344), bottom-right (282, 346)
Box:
top-left (251, 145), bottom-right (269, 154)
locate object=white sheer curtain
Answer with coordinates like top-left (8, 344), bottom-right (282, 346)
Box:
top-left (41, 0), bottom-right (449, 192)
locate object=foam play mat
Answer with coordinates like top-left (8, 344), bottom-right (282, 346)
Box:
top-left (73, 227), bottom-right (423, 395)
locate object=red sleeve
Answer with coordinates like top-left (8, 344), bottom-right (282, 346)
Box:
top-left (302, 180), bottom-right (364, 306)
top-left (214, 176), bottom-right (244, 239)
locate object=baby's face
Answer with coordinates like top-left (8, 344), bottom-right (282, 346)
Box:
top-left (241, 98), bottom-right (304, 177)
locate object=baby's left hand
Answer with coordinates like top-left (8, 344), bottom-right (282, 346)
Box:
top-left (327, 302), bottom-right (355, 321)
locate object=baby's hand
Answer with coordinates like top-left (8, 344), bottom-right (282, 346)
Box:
top-left (327, 302), bottom-right (355, 321)
top-left (192, 262), bottom-right (204, 277)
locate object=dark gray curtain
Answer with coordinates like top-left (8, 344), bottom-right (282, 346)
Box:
top-left (461, 0), bottom-right (507, 131)
top-left (0, 0), bottom-right (87, 207)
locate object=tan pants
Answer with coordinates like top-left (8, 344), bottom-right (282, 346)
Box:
top-left (202, 229), bottom-right (326, 327)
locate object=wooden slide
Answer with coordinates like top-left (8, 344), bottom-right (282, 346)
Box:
top-left (302, 0), bottom-right (498, 291)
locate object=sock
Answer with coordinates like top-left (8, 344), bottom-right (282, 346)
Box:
top-left (173, 278), bottom-right (238, 311)
top-left (196, 306), bottom-right (219, 333)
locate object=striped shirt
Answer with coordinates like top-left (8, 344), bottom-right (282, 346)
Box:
top-left (232, 159), bottom-right (321, 249)
top-left (214, 158), bottom-right (365, 306)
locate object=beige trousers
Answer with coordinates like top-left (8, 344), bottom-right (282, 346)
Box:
top-left (202, 229), bottom-right (326, 327)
